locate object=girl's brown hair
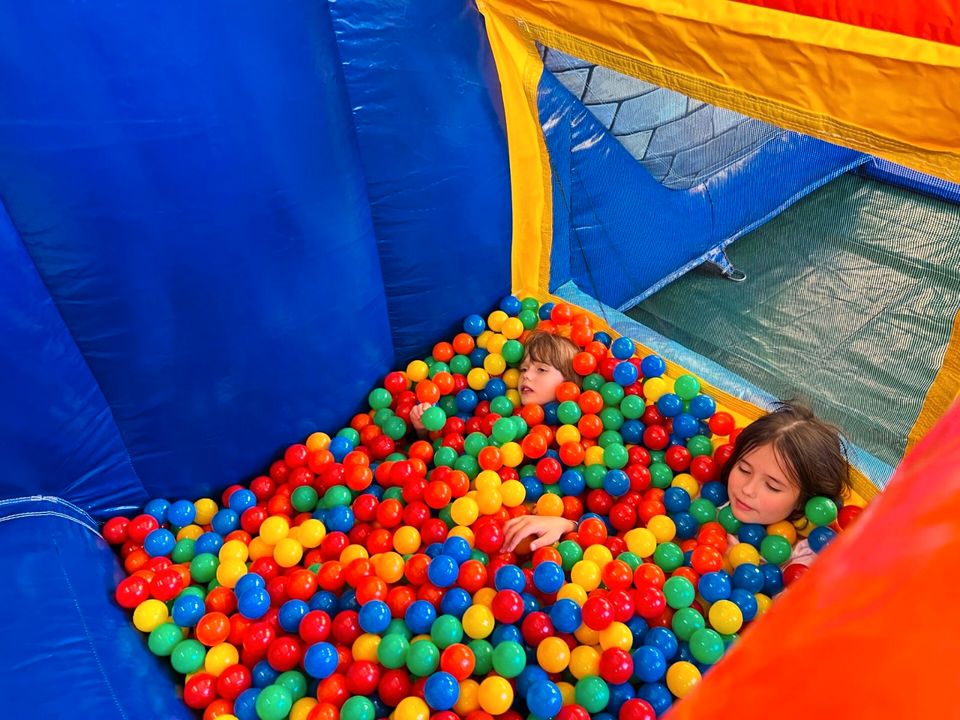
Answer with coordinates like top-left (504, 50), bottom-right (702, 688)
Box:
top-left (521, 331), bottom-right (581, 385)
top-left (719, 402), bottom-right (851, 522)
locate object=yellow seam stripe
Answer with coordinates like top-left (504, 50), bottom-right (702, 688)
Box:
top-left (482, 0), bottom-right (960, 182)
top-left (527, 288), bottom-right (877, 501)
top-left (907, 309), bottom-right (960, 454)
top-left (477, 3), bottom-right (550, 298)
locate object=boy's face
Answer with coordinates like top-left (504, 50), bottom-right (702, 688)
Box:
top-left (518, 359), bottom-right (566, 406)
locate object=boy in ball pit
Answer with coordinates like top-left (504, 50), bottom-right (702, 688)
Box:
top-left (410, 331), bottom-right (582, 432)
top-left (503, 402), bottom-right (852, 568)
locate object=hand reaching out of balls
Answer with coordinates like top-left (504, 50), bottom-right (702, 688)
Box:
top-left (409, 402), bottom-right (432, 432)
top-left (503, 515), bottom-right (577, 552)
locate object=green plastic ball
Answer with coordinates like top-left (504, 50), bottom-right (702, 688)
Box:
top-left (557, 540), bottom-right (584, 571)
top-left (491, 640), bottom-right (527, 678)
top-left (276, 671), bottom-right (307, 701)
top-left (805, 496), bottom-right (838, 526)
top-left (147, 623), bottom-right (183, 656)
top-left (368, 387), bottom-right (392, 410)
top-left (689, 628), bottom-right (725, 664)
top-left (718, 505), bottom-right (741, 534)
top-left (686, 435), bottom-right (714, 457)
top-left (291, 486), bottom-right (319, 512)
top-left (341, 697), bottom-right (375, 720)
top-left (421, 405), bottom-right (447, 432)
top-left (760, 535), bottom-right (793, 565)
top-left (689, 498), bottom-right (718, 524)
top-left (468, 639), bottom-right (494, 675)
top-left (378, 633), bottom-right (410, 669)
top-left (170, 638), bottom-right (206, 674)
top-left (406, 639), bottom-right (440, 677)
top-left (502, 339), bottom-right (525, 362)
top-left (674, 374), bottom-right (701, 401)
top-left (430, 615), bottom-right (464, 649)
top-left (556, 401), bottom-right (582, 425)
top-left (189, 553), bottom-right (218, 584)
top-left (620, 395), bottom-right (646, 419)
top-left (672, 606), bottom-right (706, 642)
top-left (255, 684), bottom-right (293, 720)
top-left (649, 462), bottom-right (674, 489)
top-left (663, 576), bottom-right (696, 609)
top-left (575, 675), bottom-right (610, 714)
top-left (653, 542), bottom-right (684, 572)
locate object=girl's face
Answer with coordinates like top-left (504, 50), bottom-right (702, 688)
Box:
top-left (726, 442), bottom-right (801, 525)
top-left (518, 359), bottom-right (565, 406)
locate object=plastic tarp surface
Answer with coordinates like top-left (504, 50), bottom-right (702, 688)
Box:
top-left (0, 1), bottom-right (395, 516)
top-left (327, 1), bottom-right (513, 362)
top-left (0, 500), bottom-right (194, 719)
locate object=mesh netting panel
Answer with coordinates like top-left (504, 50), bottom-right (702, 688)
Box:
top-left (539, 45), bottom-right (960, 466)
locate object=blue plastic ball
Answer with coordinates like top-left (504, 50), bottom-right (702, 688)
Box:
top-left (494, 565), bottom-right (526, 593)
top-left (729, 588), bottom-right (758, 622)
top-left (620, 419), bottom-right (645, 444)
top-left (440, 588), bottom-right (472, 618)
top-left (656, 393), bottom-right (683, 418)
top-left (538, 302), bottom-right (555, 321)
top-left (228, 489), bottom-right (257, 514)
top-left (328, 436), bottom-right (353, 462)
top-left (698, 571), bottom-right (732, 603)
top-left (672, 413), bottom-right (700, 439)
top-left (516, 666), bottom-right (549, 697)
top-left (627, 616), bottom-right (649, 647)
top-left (405, 600), bottom-right (437, 634)
top-left (233, 688), bottom-right (262, 720)
top-left (278, 600), bottom-right (310, 633)
top-left (427, 555), bottom-right (459, 588)
top-left (303, 642), bottom-right (339, 679)
top-left (463, 314), bottom-right (486, 336)
top-left (211, 509), bottom-right (239, 535)
top-left (238, 588), bottom-right (271, 620)
top-left (359, 600), bottom-right (392, 634)
top-left (663, 487), bottom-right (692, 514)
top-left (645, 627), bottom-right (679, 661)
top-left (559, 470), bottom-right (586, 496)
top-left (808, 526), bottom-right (837, 553)
top-left (252, 660), bottom-right (280, 688)
top-left (455, 389), bottom-right (479, 413)
top-left (732, 563), bottom-right (764, 593)
top-left (234, 573), bottom-right (266, 597)
top-left (167, 499), bottom-right (197, 527)
top-left (640, 355), bottom-right (666, 378)
top-left (172, 594), bottom-right (206, 627)
top-left (738, 523), bottom-right (767, 549)
top-left (144, 498), bottom-right (171, 523)
top-left (533, 561), bottom-right (565, 594)
top-left (550, 598), bottom-right (582, 634)
top-left (672, 512), bottom-right (699, 540)
top-left (309, 590), bottom-right (337, 614)
top-left (638, 682), bottom-right (673, 715)
top-left (424, 671), bottom-right (460, 711)
top-left (632, 645), bottom-right (667, 683)
top-left (761, 563), bottom-right (785, 596)
top-left (527, 680), bottom-right (563, 718)
top-left (611, 337), bottom-right (636, 360)
top-left (602, 469), bottom-right (630, 497)
top-left (689, 394), bottom-right (717, 419)
top-left (499, 295), bottom-right (523, 315)
top-left (612, 361), bottom-right (639, 386)
top-left (442, 537), bottom-right (472, 564)
top-left (144, 528), bottom-right (176, 557)
top-left (492, 623), bottom-right (522, 645)
top-left (700, 481), bottom-right (728, 507)
top-left (325, 505), bottom-right (354, 533)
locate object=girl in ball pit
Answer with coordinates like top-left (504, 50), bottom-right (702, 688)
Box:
top-left (503, 402), bottom-right (852, 567)
top-left (410, 331), bottom-right (582, 432)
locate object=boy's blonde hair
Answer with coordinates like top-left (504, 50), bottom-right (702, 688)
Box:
top-left (521, 331), bottom-right (581, 385)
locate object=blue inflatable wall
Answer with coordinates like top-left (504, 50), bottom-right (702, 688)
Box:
top-left (0, 1), bottom-right (509, 715)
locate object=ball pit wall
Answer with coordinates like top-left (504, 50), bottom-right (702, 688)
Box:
top-left (0, 1), bottom-right (511, 518)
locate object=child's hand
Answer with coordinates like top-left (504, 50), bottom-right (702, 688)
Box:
top-left (503, 515), bottom-right (577, 552)
top-left (409, 403), bottom-right (432, 432)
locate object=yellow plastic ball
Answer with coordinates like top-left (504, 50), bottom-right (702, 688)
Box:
top-left (557, 583), bottom-right (587, 605)
top-left (568, 645), bottom-right (601, 679)
top-left (305, 432), bottom-right (330, 452)
top-left (476, 330), bottom-right (493, 350)
top-left (671, 473), bottom-right (699, 497)
top-left (643, 377), bottom-right (668, 402)
top-left (447, 526), bottom-right (475, 547)
top-left (584, 445), bottom-right (606, 466)
top-left (483, 353), bottom-right (507, 376)
top-left (462, 605), bottom-right (495, 639)
top-left (133, 599), bottom-right (169, 632)
top-left (625, 528), bottom-right (657, 558)
top-left (767, 520), bottom-right (798, 544)
top-left (395, 696), bottom-right (430, 720)
top-left (486, 310), bottom-right (509, 332)
top-left (219, 539), bottom-right (249, 564)
top-left (476, 489), bottom-right (502, 516)
top-left (502, 368), bottom-right (520, 388)
top-left (535, 493), bottom-right (564, 517)
top-left (450, 497), bottom-right (480, 527)
top-left (467, 368), bottom-right (490, 391)
top-left (501, 317), bottom-right (524, 340)
top-left (666, 661), bottom-right (702, 698)
top-left (557, 682), bottom-right (576, 706)
top-left (599, 621), bottom-right (633, 652)
top-left (216, 559), bottom-right (248, 588)
top-left (393, 526), bottom-right (422, 554)
top-left (193, 498), bottom-right (218, 525)
top-left (248, 536), bottom-right (274, 560)
top-left (339, 544), bottom-right (369, 566)
top-left (297, 519), bottom-right (326, 548)
top-left (573, 624), bottom-right (600, 647)
top-left (500, 480), bottom-right (526, 508)
top-left (406, 360), bottom-right (429, 382)
top-left (473, 587), bottom-right (496, 608)
top-left (176, 524), bottom-right (203, 541)
top-left (352, 633), bottom-right (381, 662)
top-left (499, 442), bottom-right (524, 468)
top-left (570, 560), bottom-right (602, 591)
top-left (505, 389), bottom-right (521, 407)
top-left (755, 593), bottom-right (772, 616)
top-left (536, 637), bottom-right (571, 673)
top-left (259, 516), bottom-right (290, 545)
top-left (478, 676), bottom-right (513, 715)
top-left (727, 542), bottom-right (761, 568)
top-left (454, 679), bottom-right (481, 716)
top-left (375, 551), bottom-right (406, 584)
top-left (475, 470), bottom-right (502, 493)
top-left (486, 334), bottom-right (507, 356)
top-left (555, 424), bottom-right (581, 445)
top-left (646, 515), bottom-right (677, 544)
top-left (582, 544), bottom-right (613, 568)
top-left (204, 643), bottom-right (239, 676)
top-left (290, 698), bottom-right (318, 720)
top-left (708, 599), bottom-right (744, 635)
top-left (273, 537), bottom-right (303, 568)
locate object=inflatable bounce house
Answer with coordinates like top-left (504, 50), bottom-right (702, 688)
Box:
top-left (1, 0), bottom-right (959, 718)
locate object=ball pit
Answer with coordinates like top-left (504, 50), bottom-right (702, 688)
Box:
top-left (106, 297), bottom-right (863, 720)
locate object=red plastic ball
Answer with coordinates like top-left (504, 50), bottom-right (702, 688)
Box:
top-left (115, 575), bottom-right (149, 609)
top-left (102, 516), bottom-right (129, 545)
top-left (619, 698), bottom-right (657, 720)
top-left (520, 611), bottom-right (554, 646)
top-left (216, 663), bottom-right (252, 700)
top-left (345, 659), bottom-right (381, 695)
top-left (582, 596), bottom-right (615, 630)
top-left (599, 647), bottom-right (634, 684)
top-left (491, 590), bottom-right (525, 624)
top-left (183, 672), bottom-right (218, 709)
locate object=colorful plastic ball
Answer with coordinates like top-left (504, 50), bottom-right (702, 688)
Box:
top-left (237, 587), bottom-right (271, 620)
top-left (527, 680), bottom-right (563, 719)
top-left (698, 571), bottom-right (732, 602)
top-left (424, 671), bottom-right (461, 711)
top-left (170, 638), bottom-right (206, 674)
top-left (574, 675), bottom-right (610, 714)
top-left (172, 593), bottom-right (206, 627)
top-left (147, 622), bottom-right (183, 656)
top-left (537, 636), bottom-right (571, 674)
top-left (805, 496), bottom-right (839, 526)
top-left (665, 661), bottom-right (701, 698)
top-left (532, 561), bottom-right (565, 594)
top-left (631, 644), bottom-right (667, 683)
top-left (491, 640), bottom-right (527, 678)
top-left (133, 598), bottom-right (170, 632)
top-left (144, 528), bottom-right (176, 557)
top-left (760, 535), bottom-right (792, 565)
top-left (708, 599), bottom-right (743, 635)
top-left (405, 600), bottom-right (438, 634)
top-left (688, 627), bottom-right (725, 665)
top-left (477, 676), bottom-right (513, 715)
top-left (255, 684), bottom-right (293, 720)
top-left (427, 555), bottom-right (460, 588)
top-left (550, 597), bottom-right (582, 634)
top-left (809, 526), bottom-right (837, 553)
top-left (761, 564), bottom-right (785, 596)
top-left (303, 642), bottom-right (338, 680)
top-left (341, 696), bottom-right (375, 720)
top-left (407, 639), bottom-right (441, 677)
top-left (729, 588), bottom-right (759, 622)
top-left (395, 696), bottom-right (431, 720)
top-left (357, 599), bottom-right (391, 634)
top-left (491, 590), bottom-right (524, 625)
